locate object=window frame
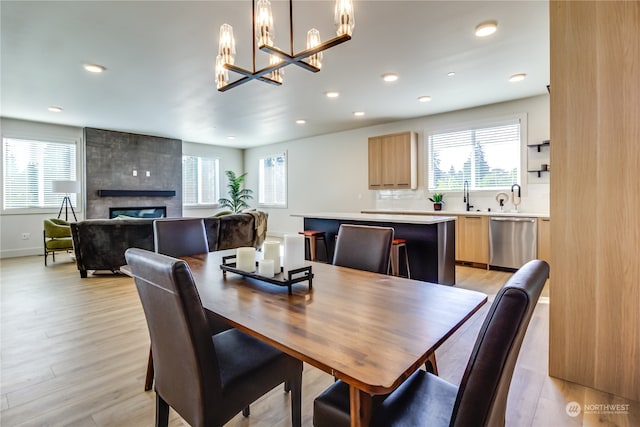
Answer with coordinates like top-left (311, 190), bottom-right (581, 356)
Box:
top-left (2, 134), bottom-right (82, 215)
top-left (181, 155), bottom-right (220, 209)
top-left (258, 151), bottom-right (288, 209)
top-left (425, 115), bottom-right (527, 194)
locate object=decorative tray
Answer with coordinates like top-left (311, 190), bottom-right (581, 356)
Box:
top-left (220, 255), bottom-right (313, 294)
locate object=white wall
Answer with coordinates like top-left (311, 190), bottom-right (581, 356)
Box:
top-left (1, 118), bottom-right (85, 258)
top-left (244, 95), bottom-right (550, 237)
top-left (182, 141), bottom-right (244, 217)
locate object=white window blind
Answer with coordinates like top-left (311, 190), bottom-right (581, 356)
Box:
top-left (2, 137), bottom-right (77, 210)
top-left (427, 120), bottom-right (521, 192)
top-left (182, 155), bottom-right (219, 206)
top-left (258, 152), bottom-right (287, 207)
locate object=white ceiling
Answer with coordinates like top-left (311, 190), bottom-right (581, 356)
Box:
top-left (1, 1), bottom-right (549, 148)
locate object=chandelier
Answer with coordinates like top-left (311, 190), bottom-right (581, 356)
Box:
top-left (215, 0), bottom-right (355, 92)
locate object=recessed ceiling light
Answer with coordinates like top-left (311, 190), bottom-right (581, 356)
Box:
top-left (48, 106), bottom-right (63, 112)
top-left (475, 20), bottom-right (498, 37)
top-left (509, 73), bottom-right (527, 82)
top-left (382, 73), bottom-right (399, 82)
top-left (227, 135), bottom-right (236, 140)
top-left (325, 91), bottom-right (340, 98)
top-left (447, 72), bottom-right (456, 77)
top-left (353, 111), bottom-right (365, 117)
top-left (84, 63), bottom-right (106, 73)
top-left (418, 96), bottom-right (432, 103)
top-left (296, 119), bottom-right (306, 124)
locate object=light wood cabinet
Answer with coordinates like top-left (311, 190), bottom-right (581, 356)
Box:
top-left (456, 215), bottom-right (489, 265)
top-left (368, 131), bottom-right (417, 189)
top-left (537, 217), bottom-right (550, 265)
top-left (550, 1), bottom-right (640, 401)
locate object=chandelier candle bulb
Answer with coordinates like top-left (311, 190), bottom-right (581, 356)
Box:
top-left (255, 0), bottom-right (274, 47)
top-left (215, 55), bottom-right (229, 89)
top-left (307, 28), bottom-right (323, 69)
top-left (283, 234), bottom-right (305, 275)
top-left (236, 247), bottom-right (256, 272)
top-left (263, 240), bottom-right (281, 275)
top-left (218, 23), bottom-right (236, 65)
top-left (335, 0), bottom-right (355, 36)
top-left (258, 259), bottom-right (275, 278)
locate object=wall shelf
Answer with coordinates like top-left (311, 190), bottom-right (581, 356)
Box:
top-left (97, 190), bottom-right (176, 197)
top-left (527, 169), bottom-right (550, 178)
top-left (528, 140), bottom-right (550, 152)
top-left (527, 139), bottom-right (550, 177)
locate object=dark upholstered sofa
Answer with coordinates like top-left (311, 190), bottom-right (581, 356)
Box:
top-left (70, 212), bottom-right (267, 278)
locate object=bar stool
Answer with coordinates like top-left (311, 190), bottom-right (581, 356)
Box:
top-left (390, 238), bottom-right (411, 278)
top-left (299, 230), bottom-right (329, 262)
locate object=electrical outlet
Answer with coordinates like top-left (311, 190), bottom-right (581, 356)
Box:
top-left (21, 232), bottom-right (30, 240)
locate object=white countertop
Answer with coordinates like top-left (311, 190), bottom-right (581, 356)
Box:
top-left (361, 209), bottom-right (549, 219)
top-left (292, 212), bottom-right (456, 225)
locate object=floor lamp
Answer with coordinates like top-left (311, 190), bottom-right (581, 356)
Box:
top-left (52, 180), bottom-right (80, 222)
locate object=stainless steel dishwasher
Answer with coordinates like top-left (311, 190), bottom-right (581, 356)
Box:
top-left (489, 217), bottom-right (537, 270)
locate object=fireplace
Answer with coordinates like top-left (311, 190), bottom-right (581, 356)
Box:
top-left (109, 206), bottom-right (167, 219)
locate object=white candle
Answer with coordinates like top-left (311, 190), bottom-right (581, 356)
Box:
top-left (263, 240), bottom-right (281, 275)
top-left (236, 247), bottom-right (256, 272)
top-left (258, 259), bottom-right (275, 278)
top-left (283, 234), bottom-right (305, 275)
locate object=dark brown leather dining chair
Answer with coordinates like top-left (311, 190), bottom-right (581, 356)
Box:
top-left (153, 218), bottom-right (209, 257)
top-left (143, 218), bottom-right (231, 391)
top-left (332, 224), bottom-right (394, 274)
top-left (313, 259), bottom-right (550, 427)
top-left (125, 248), bottom-right (303, 427)
top-left (144, 218), bottom-right (218, 391)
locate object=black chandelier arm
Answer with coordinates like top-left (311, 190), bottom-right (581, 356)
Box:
top-left (259, 46), bottom-right (319, 73)
top-left (219, 64), bottom-right (283, 92)
top-left (260, 33), bottom-right (351, 71)
top-left (259, 33), bottom-right (351, 73)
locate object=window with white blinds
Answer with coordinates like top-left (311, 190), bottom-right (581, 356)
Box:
top-left (182, 155), bottom-right (220, 206)
top-left (427, 119), bottom-right (522, 192)
top-left (258, 152), bottom-right (287, 207)
top-left (2, 137), bottom-right (77, 210)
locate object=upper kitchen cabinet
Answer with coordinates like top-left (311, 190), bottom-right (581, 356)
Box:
top-left (368, 131), bottom-right (417, 189)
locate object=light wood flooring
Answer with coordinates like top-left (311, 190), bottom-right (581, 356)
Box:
top-left (1, 255), bottom-right (638, 426)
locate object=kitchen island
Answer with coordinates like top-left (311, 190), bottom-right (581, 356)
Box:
top-left (292, 212), bottom-right (456, 285)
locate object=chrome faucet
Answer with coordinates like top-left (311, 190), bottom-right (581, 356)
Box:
top-left (463, 180), bottom-right (473, 211)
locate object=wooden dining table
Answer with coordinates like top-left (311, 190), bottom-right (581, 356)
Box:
top-left (128, 250), bottom-right (487, 427)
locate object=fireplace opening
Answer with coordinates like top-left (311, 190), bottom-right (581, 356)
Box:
top-left (109, 206), bottom-right (167, 219)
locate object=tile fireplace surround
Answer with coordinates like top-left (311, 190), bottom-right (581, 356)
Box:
top-left (84, 127), bottom-right (183, 218)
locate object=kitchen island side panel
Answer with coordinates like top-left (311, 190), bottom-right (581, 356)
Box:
top-left (303, 217), bottom-right (455, 285)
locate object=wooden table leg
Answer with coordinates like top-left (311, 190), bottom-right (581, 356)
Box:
top-left (349, 385), bottom-right (372, 427)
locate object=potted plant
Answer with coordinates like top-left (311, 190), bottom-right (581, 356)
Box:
top-left (429, 193), bottom-right (444, 211)
top-left (218, 170), bottom-right (254, 214)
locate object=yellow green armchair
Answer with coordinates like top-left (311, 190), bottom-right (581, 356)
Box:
top-left (44, 218), bottom-right (73, 266)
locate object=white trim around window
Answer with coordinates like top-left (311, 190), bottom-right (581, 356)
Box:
top-left (258, 151), bottom-right (287, 208)
top-left (425, 114), bottom-right (527, 194)
top-left (2, 135), bottom-right (82, 215)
